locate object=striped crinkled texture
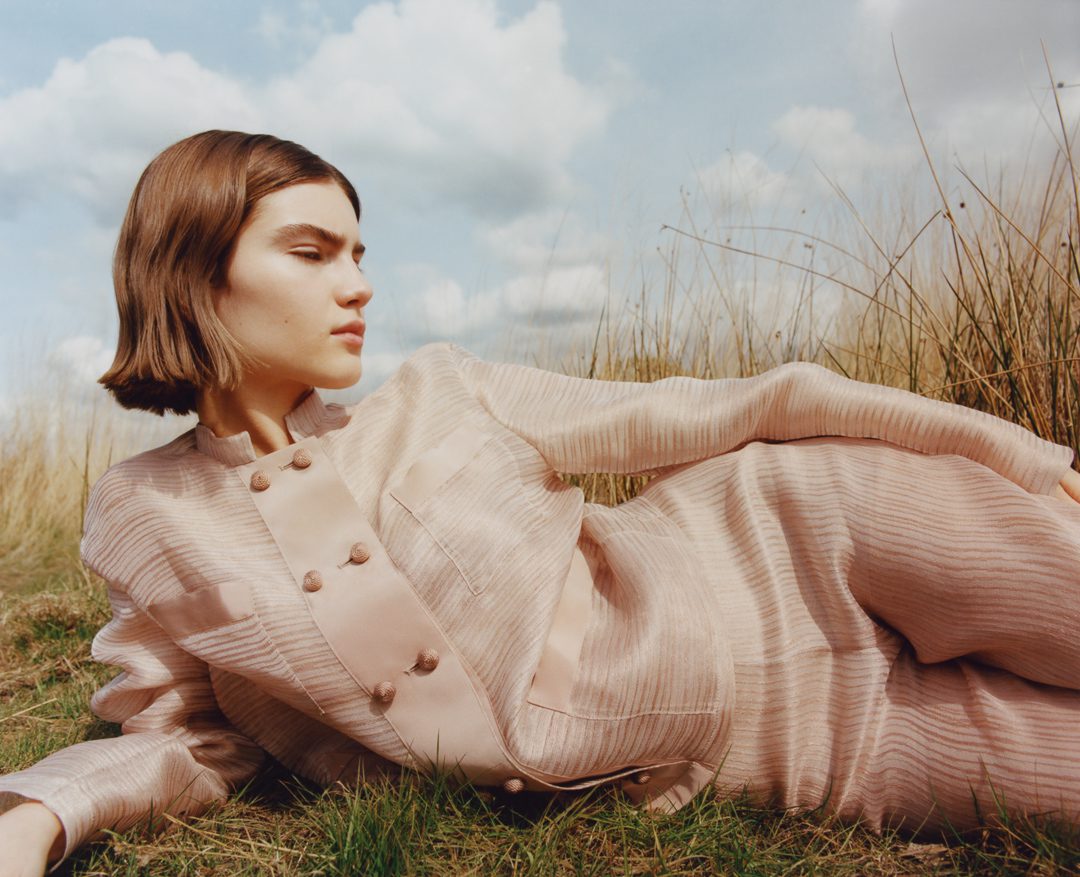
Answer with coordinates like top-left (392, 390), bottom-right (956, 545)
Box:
top-left (2, 340), bottom-right (1079, 867)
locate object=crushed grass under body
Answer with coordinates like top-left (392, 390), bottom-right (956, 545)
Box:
top-left (3, 584), bottom-right (1078, 877)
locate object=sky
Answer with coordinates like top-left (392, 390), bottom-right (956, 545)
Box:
top-left (1, 0), bottom-right (1078, 426)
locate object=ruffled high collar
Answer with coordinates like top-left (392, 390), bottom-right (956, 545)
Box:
top-left (194, 389), bottom-right (348, 467)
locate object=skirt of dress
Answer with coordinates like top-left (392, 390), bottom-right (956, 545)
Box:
top-left (632, 435), bottom-right (1080, 832)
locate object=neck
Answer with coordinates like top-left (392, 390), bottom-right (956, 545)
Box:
top-left (196, 379), bottom-right (313, 458)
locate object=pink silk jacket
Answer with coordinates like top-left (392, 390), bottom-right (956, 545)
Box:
top-left (0, 341), bottom-right (1074, 865)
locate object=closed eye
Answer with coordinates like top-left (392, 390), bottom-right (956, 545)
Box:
top-left (293, 250), bottom-right (322, 262)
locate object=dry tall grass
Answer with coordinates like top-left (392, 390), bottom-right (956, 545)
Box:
top-left (558, 81), bottom-right (1080, 511)
top-left (2, 99), bottom-right (1079, 872)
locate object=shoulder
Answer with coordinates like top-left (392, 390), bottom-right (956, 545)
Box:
top-left (81, 429), bottom-right (200, 565)
top-left (86, 428), bottom-right (198, 507)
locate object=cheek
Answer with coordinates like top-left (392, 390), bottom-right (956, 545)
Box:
top-left (218, 279), bottom-right (303, 333)
top-left (218, 297), bottom-right (265, 337)
top-left (211, 292), bottom-right (244, 335)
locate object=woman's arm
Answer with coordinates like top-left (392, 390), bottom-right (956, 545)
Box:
top-left (0, 583), bottom-right (266, 871)
top-left (0, 801), bottom-right (62, 877)
top-left (448, 344), bottom-right (1075, 494)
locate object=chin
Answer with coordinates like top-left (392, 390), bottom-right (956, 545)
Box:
top-left (319, 369), bottom-right (362, 390)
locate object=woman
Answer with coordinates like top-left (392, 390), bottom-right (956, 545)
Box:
top-left (2, 130), bottom-right (1079, 874)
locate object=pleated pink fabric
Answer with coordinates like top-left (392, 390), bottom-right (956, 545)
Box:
top-left (1, 341), bottom-right (1079, 869)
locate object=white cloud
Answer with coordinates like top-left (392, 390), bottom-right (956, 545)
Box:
top-left (392, 256), bottom-right (607, 346)
top-left (0, 0), bottom-right (614, 226)
top-left (417, 275), bottom-right (501, 337)
top-left (855, 0), bottom-right (1079, 110)
top-left (391, 202), bottom-right (614, 346)
top-left (850, 0), bottom-right (1080, 174)
top-left (473, 209), bottom-right (611, 332)
top-left (49, 335), bottom-right (114, 386)
top-left (266, 0), bottom-right (612, 215)
top-left (479, 207), bottom-right (613, 272)
top-left (256, 11), bottom-right (289, 46)
top-left (695, 150), bottom-right (798, 213)
top-left (500, 263), bottom-right (607, 324)
top-left (256, 1), bottom-right (333, 48)
top-left (0, 38), bottom-right (261, 223)
top-left (771, 106), bottom-right (914, 192)
top-left (392, 263), bottom-right (503, 342)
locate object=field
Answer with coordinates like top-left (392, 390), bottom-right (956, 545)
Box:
top-left (2, 100), bottom-right (1080, 873)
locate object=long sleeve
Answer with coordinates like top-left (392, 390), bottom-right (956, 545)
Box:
top-left (0, 582), bottom-right (266, 869)
top-left (449, 343), bottom-right (1075, 495)
top-left (206, 664), bottom-right (404, 790)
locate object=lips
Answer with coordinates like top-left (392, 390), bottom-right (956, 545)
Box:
top-left (331, 320), bottom-right (365, 347)
top-left (332, 319), bottom-right (365, 336)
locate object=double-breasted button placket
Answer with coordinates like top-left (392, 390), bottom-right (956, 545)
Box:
top-left (240, 436), bottom-right (524, 791)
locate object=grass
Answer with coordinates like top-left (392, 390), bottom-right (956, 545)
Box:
top-left (3, 84), bottom-right (1080, 873)
top-left (5, 597), bottom-right (1079, 877)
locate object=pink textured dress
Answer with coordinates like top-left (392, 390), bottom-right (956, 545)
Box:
top-left (1, 341), bottom-right (1079, 868)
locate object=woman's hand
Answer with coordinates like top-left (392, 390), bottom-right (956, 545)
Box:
top-left (0, 802), bottom-right (63, 877)
top-left (1054, 468), bottom-right (1080, 506)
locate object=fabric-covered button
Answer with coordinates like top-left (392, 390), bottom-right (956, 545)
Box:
top-left (291, 448), bottom-right (313, 469)
top-left (250, 470), bottom-right (271, 491)
top-left (373, 681), bottom-right (396, 703)
top-left (302, 570), bottom-right (323, 592)
top-left (349, 542), bottom-right (371, 564)
top-left (633, 772), bottom-right (651, 785)
top-left (415, 648), bottom-right (439, 671)
top-left (502, 777), bottom-right (526, 794)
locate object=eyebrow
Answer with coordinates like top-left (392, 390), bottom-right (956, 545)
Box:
top-left (269, 223), bottom-right (365, 259)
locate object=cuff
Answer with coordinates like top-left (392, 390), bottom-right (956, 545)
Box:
top-left (0, 733), bottom-right (228, 868)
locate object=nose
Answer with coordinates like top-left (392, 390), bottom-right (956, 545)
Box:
top-left (337, 261), bottom-right (374, 309)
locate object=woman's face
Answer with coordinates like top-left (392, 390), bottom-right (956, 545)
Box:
top-left (214, 180), bottom-right (373, 395)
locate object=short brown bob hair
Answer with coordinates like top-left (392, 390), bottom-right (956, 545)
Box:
top-left (100, 130), bottom-right (360, 416)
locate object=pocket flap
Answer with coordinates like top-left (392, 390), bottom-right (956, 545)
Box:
top-left (389, 423), bottom-right (494, 512)
top-left (147, 583), bottom-right (255, 638)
